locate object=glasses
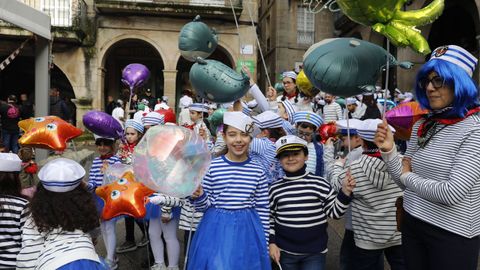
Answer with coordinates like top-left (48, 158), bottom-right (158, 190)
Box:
top-left (297, 130), bottom-right (313, 138)
top-left (418, 76), bottom-right (445, 89)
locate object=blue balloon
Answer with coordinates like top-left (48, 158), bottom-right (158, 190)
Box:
top-left (179, 15), bottom-right (218, 62)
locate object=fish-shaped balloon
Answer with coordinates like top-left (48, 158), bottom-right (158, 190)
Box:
top-left (189, 58), bottom-right (250, 103)
top-left (83, 110), bottom-right (124, 139)
top-left (18, 116), bottom-right (82, 151)
top-left (179, 15), bottom-right (218, 62)
top-left (303, 38), bottom-right (413, 98)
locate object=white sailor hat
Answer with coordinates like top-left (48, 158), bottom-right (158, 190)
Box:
top-left (280, 99), bottom-right (297, 124)
top-left (357, 119), bottom-right (395, 142)
top-left (253, 111), bottom-right (284, 129)
top-left (346, 97), bottom-right (357, 105)
top-left (189, 103), bottom-right (209, 113)
top-left (94, 134), bottom-right (115, 144)
top-left (0, 153), bottom-right (21, 172)
top-left (275, 135), bottom-right (308, 157)
top-left (142, 111), bottom-right (165, 127)
top-left (223, 111), bottom-right (254, 134)
top-left (38, 158), bottom-right (86, 192)
top-left (125, 119), bottom-right (144, 134)
top-left (282, 71), bottom-right (298, 80)
top-left (430, 45), bottom-right (478, 77)
top-left (336, 119), bottom-right (362, 135)
top-left (293, 111), bottom-right (324, 129)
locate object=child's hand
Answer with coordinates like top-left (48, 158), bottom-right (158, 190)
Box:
top-left (341, 169), bottom-right (356, 196)
top-left (199, 128), bottom-right (207, 140)
top-left (267, 87), bottom-right (277, 101)
top-left (269, 243), bottom-right (281, 263)
top-left (148, 193), bottom-right (167, 205)
top-left (191, 185), bottom-right (203, 200)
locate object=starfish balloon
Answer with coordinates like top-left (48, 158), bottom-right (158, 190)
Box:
top-left (18, 116), bottom-right (82, 151)
top-left (96, 171), bottom-right (155, 220)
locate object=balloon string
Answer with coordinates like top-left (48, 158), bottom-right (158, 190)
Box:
top-left (383, 39), bottom-right (390, 117)
top-left (142, 221), bottom-right (152, 269)
top-left (228, 0), bottom-right (245, 65)
top-left (183, 206), bottom-right (196, 270)
top-left (246, 1), bottom-right (272, 87)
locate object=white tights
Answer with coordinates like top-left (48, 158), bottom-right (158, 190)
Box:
top-left (149, 216), bottom-right (180, 267)
top-left (100, 219), bottom-right (117, 261)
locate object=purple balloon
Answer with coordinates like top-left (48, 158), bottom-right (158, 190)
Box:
top-left (82, 110), bottom-right (123, 139)
top-left (121, 64), bottom-right (150, 90)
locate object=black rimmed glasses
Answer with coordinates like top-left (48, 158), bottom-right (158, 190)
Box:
top-left (418, 76), bottom-right (445, 89)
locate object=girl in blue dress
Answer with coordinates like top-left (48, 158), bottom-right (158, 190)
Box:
top-left (188, 111), bottom-right (271, 270)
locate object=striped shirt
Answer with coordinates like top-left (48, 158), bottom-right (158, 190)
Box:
top-left (193, 156), bottom-right (270, 239)
top-left (87, 155), bottom-right (121, 191)
top-left (331, 155), bottom-right (403, 250)
top-left (382, 114), bottom-right (480, 238)
top-left (16, 217), bottom-right (100, 269)
top-left (179, 201), bottom-right (204, 231)
top-left (323, 102), bottom-right (343, 122)
top-left (269, 171), bottom-right (350, 254)
top-left (0, 195), bottom-right (28, 269)
top-left (250, 137), bottom-right (283, 182)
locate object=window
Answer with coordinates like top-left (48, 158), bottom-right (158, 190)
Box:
top-left (297, 5), bottom-right (315, 45)
top-left (41, 0), bottom-right (71, 27)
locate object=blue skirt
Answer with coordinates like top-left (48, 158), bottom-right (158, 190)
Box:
top-left (144, 203), bottom-right (181, 221)
top-left (187, 207), bottom-right (271, 270)
top-left (57, 259), bottom-right (106, 270)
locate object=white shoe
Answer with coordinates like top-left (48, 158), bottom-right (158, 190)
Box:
top-left (151, 263), bottom-right (167, 270)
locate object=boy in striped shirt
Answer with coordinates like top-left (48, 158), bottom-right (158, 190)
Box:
top-left (269, 135), bottom-right (355, 269)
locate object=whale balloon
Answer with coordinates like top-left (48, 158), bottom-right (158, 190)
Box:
top-left (303, 38), bottom-right (413, 97)
top-left (189, 58), bottom-right (250, 103)
top-left (179, 15), bottom-right (218, 62)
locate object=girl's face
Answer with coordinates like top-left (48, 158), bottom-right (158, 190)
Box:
top-left (223, 126), bottom-right (251, 161)
top-left (189, 110), bottom-right (202, 122)
top-left (97, 143), bottom-right (114, 156)
top-left (282, 77), bottom-right (296, 94)
top-left (279, 150), bottom-right (307, 173)
top-left (125, 127), bottom-right (140, 144)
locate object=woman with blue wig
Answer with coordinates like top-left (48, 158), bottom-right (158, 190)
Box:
top-left (375, 45), bottom-right (480, 270)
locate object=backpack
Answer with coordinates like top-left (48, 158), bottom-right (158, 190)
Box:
top-left (7, 104), bottom-right (19, 119)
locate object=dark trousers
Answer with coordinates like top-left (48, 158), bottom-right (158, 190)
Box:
top-left (402, 211), bottom-right (480, 270)
top-left (124, 216), bottom-right (146, 242)
top-left (280, 251), bottom-right (326, 270)
top-left (2, 130), bottom-right (19, 153)
top-left (352, 244), bottom-right (405, 270)
top-left (341, 229), bottom-right (385, 270)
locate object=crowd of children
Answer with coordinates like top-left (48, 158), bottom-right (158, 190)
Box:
top-left (1, 44), bottom-right (480, 270)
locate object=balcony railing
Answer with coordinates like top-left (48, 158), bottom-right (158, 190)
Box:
top-left (95, 0), bottom-right (243, 19)
top-left (18, 0), bottom-right (87, 28)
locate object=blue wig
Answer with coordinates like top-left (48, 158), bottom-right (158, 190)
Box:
top-left (415, 59), bottom-right (479, 117)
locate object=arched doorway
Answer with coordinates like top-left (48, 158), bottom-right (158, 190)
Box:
top-left (103, 39), bottom-right (164, 110)
top-left (427, 0), bottom-right (479, 80)
top-left (175, 45), bottom-right (234, 109)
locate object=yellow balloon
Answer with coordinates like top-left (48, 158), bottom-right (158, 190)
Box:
top-left (335, 0), bottom-right (444, 55)
top-left (297, 70), bottom-right (316, 97)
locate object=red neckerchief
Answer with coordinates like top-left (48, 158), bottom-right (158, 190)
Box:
top-left (183, 123), bottom-right (195, 130)
top-left (23, 162), bottom-right (38, 174)
top-left (100, 153), bottom-right (114, 160)
top-left (363, 151), bottom-right (382, 159)
top-left (417, 107), bottom-right (480, 137)
top-left (285, 91), bottom-right (297, 99)
top-left (122, 142), bottom-right (136, 153)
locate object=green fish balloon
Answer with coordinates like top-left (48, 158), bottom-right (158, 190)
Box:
top-left (189, 58), bottom-right (250, 103)
top-left (179, 15), bottom-right (218, 61)
top-left (303, 38), bottom-right (413, 97)
top-left (335, 0), bottom-right (444, 54)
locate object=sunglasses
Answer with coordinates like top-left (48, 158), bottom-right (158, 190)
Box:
top-left (418, 76), bottom-right (445, 89)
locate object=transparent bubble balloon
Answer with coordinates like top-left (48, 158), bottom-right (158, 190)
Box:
top-left (132, 125), bottom-right (211, 198)
top-left (103, 163), bottom-right (133, 185)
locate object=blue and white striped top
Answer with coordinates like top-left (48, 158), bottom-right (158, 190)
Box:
top-left (0, 195), bottom-right (28, 269)
top-left (193, 156), bottom-right (270, 239)
top-left (250, 137), bottom-right (283, 182)
top-left (383, 114), bottom-right (480, 238)
top-left (87, 155), bottom-right (121, 191)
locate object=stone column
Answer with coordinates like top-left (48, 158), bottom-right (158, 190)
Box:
top-left (71, 97), bottom-right (93, 131)
top-left (163, 69), bottom-right (178, 110)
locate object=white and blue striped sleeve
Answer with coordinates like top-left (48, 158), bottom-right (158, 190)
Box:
top-left (401, 128), bottom-right (480, 205)
top-left (192, 170), bottom-right (213, 212)
top-left (254, 171), bottom-right (270, 241)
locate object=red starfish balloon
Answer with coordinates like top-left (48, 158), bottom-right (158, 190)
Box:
top-left (96, 171), bottom-right (155, 220)
top-left (18, 116), bottom-right (82, 151)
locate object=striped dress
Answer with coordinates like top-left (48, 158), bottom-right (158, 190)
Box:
top-left (193, 155), bottom-right (270, 239)
top-left (269, 172), bottom-right (350, 254)
top-left (0, 195), bottom-right (28, 269)
top-left (331, 155), bottom-right (403, 250)
top-left (16, 217), bottom-right (101, 269)
top-left (382, 115), bottom-right (480, 238)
